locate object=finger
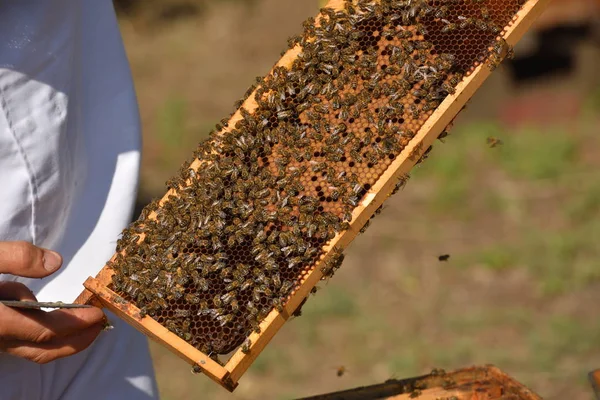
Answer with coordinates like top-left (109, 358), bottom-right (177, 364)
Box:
top-left (0, 282), bottom-right (37, 301)
top-left (0, 241), bottom-right (62, 277)
top-left (0, 306), bottom-right (105, 343)
top-left (1, 323), bottom-right (103, 364)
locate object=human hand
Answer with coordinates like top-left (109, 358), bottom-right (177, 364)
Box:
top-left (0, 241), bottom-right (106, 364)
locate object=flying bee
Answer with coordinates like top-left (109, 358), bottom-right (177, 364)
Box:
top-left (438, 254), bottom-right (450, 262)
top-left (335, 366), bottom-right (347, 377)
top-left (487, 136), bottom-right (503, 148)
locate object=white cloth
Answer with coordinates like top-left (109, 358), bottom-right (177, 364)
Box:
top-left (0, 1), bottom-right (159, 399)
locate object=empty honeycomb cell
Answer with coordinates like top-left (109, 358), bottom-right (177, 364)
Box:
top-left (108, 0), bottom-right (523, 355)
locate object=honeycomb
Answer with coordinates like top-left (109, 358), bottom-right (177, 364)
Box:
top-left (109, 0), bottom-right (524, 359)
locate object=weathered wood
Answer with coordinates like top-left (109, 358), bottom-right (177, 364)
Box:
top-left (296, 365), bottom-right (542, 400)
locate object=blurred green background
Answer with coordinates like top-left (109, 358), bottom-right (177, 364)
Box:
top-left (114, 1), bottom-right (600, 399)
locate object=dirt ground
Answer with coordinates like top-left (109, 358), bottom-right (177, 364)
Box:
top-left (116, 1), bottom-right (600, 399)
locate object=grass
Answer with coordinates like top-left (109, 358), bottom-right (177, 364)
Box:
top-left (157, 96), bottom-right (187, 150)
top-left (414, 118), bottom-right (600, 297)
top-left (491, 127), bottom-right (579, 181)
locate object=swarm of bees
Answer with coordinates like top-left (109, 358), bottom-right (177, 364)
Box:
top-left (109, 0), bottom-right (521, 359)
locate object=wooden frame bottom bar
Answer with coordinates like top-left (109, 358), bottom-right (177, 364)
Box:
top-left (82, 278), bottom-right (238, 392)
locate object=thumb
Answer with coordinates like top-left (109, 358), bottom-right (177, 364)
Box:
top-left (0, 241), bottom-right (62, 278)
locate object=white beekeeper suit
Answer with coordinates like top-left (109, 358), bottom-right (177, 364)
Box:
top-left (0, 1), bottom-right (159, 399)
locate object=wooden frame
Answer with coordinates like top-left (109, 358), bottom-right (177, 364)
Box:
top-left (75, 0), bottom-right (553, 392)
top-left (295, 365), bottom-right (542, 400)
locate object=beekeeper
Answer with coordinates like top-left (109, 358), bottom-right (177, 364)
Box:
top-left (0, 1), bottom-right (159, 399)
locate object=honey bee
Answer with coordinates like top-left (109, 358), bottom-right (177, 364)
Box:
top-left (434, 5), bottom-right (448, 18)
top-left (272, 298), bottom-right (284, 313)
top-left (252, 287), bottom-right (262, 303)
top-left (272, 273), bottom-right (282, 288)
top-left (487, 136), bottom-right (503, 148)
top-left (409, 104), bottom-right (420, 119)
top-left (174, 309), bottom-right (190, 318)
top-left (191, 364), bottom-right (203, 374)
top-left (241, 339), bottom-right (252, 354)
top-left (471, 18), bottom-right (487, 31)
top-left (335, 366), bottom-right (347, 377)
top-left (213, 294), bottom-right (223, 308)
top-left (217, 314), bottom-right (234, 327)
top-left (441, 22), bottom-right (457, 34)
top-left (221, 291), bottom-right (236, 305)
top-left (196, 277), bottom-right (209, 292)
top-left (492, 38), bottom-right (514, 61)
top-left (480, 6), bottom-right (490, 19)
top-left (185, 293), bottom-right (200, 305)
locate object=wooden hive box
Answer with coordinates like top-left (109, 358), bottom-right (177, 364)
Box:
top-left (75, 0), bottom-right (553, 392)
top-left (296, 365), bottom-right (543, 400)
